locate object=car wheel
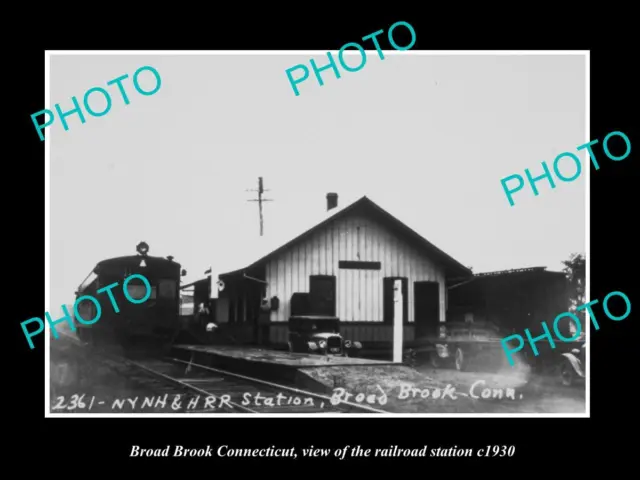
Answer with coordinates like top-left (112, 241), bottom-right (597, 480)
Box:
top-left (454, 347), bottom-right (465, 372)
top-left (560, 361), bottom-right (574, 387)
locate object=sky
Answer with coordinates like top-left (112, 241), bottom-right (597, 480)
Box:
top-left (48, 52), bottom-right (586, 312)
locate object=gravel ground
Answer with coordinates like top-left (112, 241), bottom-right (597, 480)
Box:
top-left (415, 366), bottom-right (586, 413)
top-left (49, 329), bottom-right (585, 415)
top-left (49, 334), bottom-right (178, 414)
top-left (298, 361), bottom-right (586, 414)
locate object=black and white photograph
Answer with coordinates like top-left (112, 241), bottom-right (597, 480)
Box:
top-left (44, 50), bottom-right (588, 417)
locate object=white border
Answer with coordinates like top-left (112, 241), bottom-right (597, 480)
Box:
top-left (585, 51), bottom-right (590, 418)
top-left (44, 50), bottom-right (590, 418)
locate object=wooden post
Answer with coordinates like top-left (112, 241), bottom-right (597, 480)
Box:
top-left (393, 279), bottom-right (404, 363)
top-left (247, 177), bottom-right (273, 236)
top-left (209, 273), bottom-right (216, 299)
top-left (243, 291), bottom-right (247, 323)
top-left (234, 293), bottom-right (239, 324)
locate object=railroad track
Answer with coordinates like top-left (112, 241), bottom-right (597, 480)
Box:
top-left (54, 332), bottom-right (388, 414)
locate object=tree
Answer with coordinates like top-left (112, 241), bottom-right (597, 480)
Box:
top-left (562, 252), bottom-right (586, 331)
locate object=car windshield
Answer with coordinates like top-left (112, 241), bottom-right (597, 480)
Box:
top-left (312, 323), bottom-right (337, 333)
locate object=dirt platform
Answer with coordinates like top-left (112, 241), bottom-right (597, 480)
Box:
top-left (173, 344), bottom-right (394, 367)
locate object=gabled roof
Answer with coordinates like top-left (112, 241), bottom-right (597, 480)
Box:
top-left (219, 196), bottom-right (472, 279)
top-left (474, 266), bottom-right (564, 277)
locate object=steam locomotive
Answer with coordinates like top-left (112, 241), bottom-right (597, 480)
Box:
top-left (74, 242), bottom-right (186, 347)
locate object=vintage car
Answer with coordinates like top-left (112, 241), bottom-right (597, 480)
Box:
top-left (407, 321), bottom-right (506, 371)
top-left (287, 315), bottom-right (362, 356)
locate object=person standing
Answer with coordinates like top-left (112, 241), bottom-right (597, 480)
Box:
top-left (197, 301), bottom-right (221, 344)
top-left (195, 302), bottom-right (208, 325)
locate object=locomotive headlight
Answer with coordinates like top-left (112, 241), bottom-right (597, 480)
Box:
top-left (353, 341), bottom-right (362, 349)
top-left (136, 241), bottom-right (149, 255)
top-left (307, 341), bottom-right (318, 350)
top-left (318, 340), bottom-right (327, 349)
top-left (206, 323), bottom-right (217, 332)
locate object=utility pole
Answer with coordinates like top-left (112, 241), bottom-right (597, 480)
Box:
top-left (246, 177), bottom-right (273, 236)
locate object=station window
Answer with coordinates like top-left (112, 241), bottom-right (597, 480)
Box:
top-left (126, 283), bottom-right (156, 300)
top-left (159, 279), bottom-right (177, 299)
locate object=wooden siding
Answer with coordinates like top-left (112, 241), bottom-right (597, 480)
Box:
top-left (264, 212), bottom-right (446, 323)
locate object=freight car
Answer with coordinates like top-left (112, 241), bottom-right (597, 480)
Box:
top-left (406, 267), bottom-right (574, 372)
top-left (74, 242), bottom-right (186, 347)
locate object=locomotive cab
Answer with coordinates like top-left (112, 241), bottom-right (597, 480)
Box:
top-left (74, 242), bottom-right (184, 347)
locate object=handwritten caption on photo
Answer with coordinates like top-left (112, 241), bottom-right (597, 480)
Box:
top-left (500, 130), bottom-right (631, 206)
top-left (51, 380), bottom-right (522, 413)
top-left (130, 444), bottom-right (515, 459)
top-left (501, 290), bottom-right (631, 366)
top-left (31, 65), bottom-right (162, 141)
top-left (285, 21), bottom-right (417, 97)
top-left (21, 273), bottom-right (152, 350)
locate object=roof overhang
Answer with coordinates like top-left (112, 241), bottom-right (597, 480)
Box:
top-left (180, 276), bottom-right (210, 290)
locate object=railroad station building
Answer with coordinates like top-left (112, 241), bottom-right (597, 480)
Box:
top-left (210, 194), bottom-right (473, 356)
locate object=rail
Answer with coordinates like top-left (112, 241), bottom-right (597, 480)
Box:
top-left (168, 357), bottom-right (389, 414)
top-left (53, 331), bottom-right (388, 414)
